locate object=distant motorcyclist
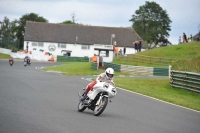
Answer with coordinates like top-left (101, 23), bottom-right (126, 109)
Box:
top-left (9, 56), bottom-right (14, 66)
top-left (24, 56), bottom-right (31, 64)
top-left (9, 56), bottom-right (13, 61)
top-left (81, 67), bottom-right (115, 101)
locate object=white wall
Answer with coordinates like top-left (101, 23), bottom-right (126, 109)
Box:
top-left (24, 41), bottom-right (115, 62)
top-left (118, 47), bottom-right (146, 54)
top-left (0, 48), bottom-right (11, 55)
top-left (101, 51), bottom-right (114, 62)
top-left (24, 41), bottom-right (95, 57)
top-left (0, 47), bottom-right (50, 61)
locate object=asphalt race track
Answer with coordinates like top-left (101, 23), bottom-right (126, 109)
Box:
top-left (0, 60), bottom-right (200, 133)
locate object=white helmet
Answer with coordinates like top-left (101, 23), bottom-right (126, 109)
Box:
top-left (105, 68), bottom-right (114, 79)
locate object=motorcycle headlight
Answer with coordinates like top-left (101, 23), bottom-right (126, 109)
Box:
top-left (103, 83), bottom-right (109, 89)
top-left (112, 88), bottom-right (116, 94)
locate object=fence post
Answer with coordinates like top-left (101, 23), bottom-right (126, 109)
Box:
top-left (97, 56), bottom-right (99, 70)
top-left (169, 65), bottom-right (172, 78)
top-left (150, 57), bottom-right (151, 64)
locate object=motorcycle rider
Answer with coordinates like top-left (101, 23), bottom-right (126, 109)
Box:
top-left (24, 56), bottom-right (31, 64)
top-left (9, 56), bottom-right (14, 65)
top-left (9, 56), bottom-right (13, 62)
top-left (81, 67), bottom-right (115, 101)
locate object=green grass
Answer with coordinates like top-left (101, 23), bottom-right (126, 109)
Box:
top-left (42, 62), bottom-right (130, 76)
top-left (115, 78), bottom-right (200, 111)
top-left (43, 62), bottom-right (101, 76)
top-left (137, 42), bottom-right (200, 59)
top-left (0, 53), bottom-right (10, 59)
top-left (114, 42), bottom-right (200, 72)
top-left (172, 56), bottom-right (200, 73)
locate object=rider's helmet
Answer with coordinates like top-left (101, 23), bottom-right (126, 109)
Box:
top-left (105, 68), bottom-right (114, 79)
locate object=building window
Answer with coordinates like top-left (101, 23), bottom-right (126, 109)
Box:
top-left (32, 42), bottom-right (43, 47)
top-left (32, 42), bottom-right (38, 46)
top-left (58, 43), bottom-right (66, 48)
top-left (81, 45), bottom-right (90, 50)
top-left (38, 42), bottom-right (44, 47)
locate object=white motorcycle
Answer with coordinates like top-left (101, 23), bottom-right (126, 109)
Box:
top-left (77, 81), bottom-right (117, 116)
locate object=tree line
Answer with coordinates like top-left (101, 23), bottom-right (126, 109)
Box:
top-left (0, 1), bottom-right (172, 49)
top-left (0, 12), bottom-right (76, 49)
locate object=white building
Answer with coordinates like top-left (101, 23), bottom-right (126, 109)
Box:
top-left (24, 21), bottom-right (144, 62)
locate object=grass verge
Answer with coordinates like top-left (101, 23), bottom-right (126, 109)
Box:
top-left (115, 78), bottom-right (200, 111)
top-left (113, 42), bottom-right (200, 72)
top-left (42, 62), bottom-right (130, 76)
top-left (0, 53), bottom-right (10, 59)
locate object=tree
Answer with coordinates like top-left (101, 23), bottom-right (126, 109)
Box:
top-left (16, 13), bottom-right (48, 49)
top-left (71, 12), bottom-right (77, 23)
top-left (129, 1), bottom-right (172, 43)
top-left (0, 17), bottom-right (18, 49)
top-left (0, 16), bottom-right (17, 39)
top-left (61, 12), bottom-right (77, 25)
top-left (62, 20), bottom-right (75, 24)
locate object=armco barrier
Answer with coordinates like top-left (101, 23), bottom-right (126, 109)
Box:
top-left (103, 62), bottom-right (121, 72)
top-left (154, 68), bottom-right (169, 76)
top-left (121, 65), bottom-right (154, 76)
top-left (102, 62), bottom-right (169, 76)
top-left (91, 62), bottom-right (98, 70)
top-left (57, 56), bottom-right (89, 62)
top-left (170, 70), bottom-right (200, 93)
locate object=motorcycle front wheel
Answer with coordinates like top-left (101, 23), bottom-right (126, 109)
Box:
top-left (94, 96), bottom-right (108, 116)
top-left (9, 61), bottom-right (13, 66)
top-left (78, 101), bottom-right (87, 112)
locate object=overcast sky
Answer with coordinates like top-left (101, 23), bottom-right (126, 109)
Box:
top-left (0, 0), bottom-right (200, 44)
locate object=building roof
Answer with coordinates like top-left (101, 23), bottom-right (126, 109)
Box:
top-left (24, 21), bottom-right (144, 48)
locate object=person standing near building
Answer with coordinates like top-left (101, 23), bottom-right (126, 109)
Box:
top-left (190, 34), bottom-right (193, 42)
top-left (183, 33), bottom-right (188, 43)
top-left (134, 41), bottom-right (138, 53)
top-left (114, 46), bottom-right (119, 57)
top-left (178, 36), bottom-right (182, 44)
top-left (123, 46), bottom-right (126, 55)
top-left (163, 37), bottom-right (168, 46)
top-left (138, 39), bottom-right (142, 52)
top-left (92, 54), bottom-right (97, 62)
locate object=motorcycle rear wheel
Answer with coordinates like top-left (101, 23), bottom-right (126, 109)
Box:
top-left (78, 101), bottom-right (87, 112)
top-left (94, 97), bottom-right (108, 116)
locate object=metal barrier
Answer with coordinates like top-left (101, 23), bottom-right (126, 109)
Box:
top-left (104, 62), bottom-right (121, 72)
top-left (57, 56), bottom-right (89, 62)
top-left (103, 62), bottom-right (170, 76)
top-left (170, 70), bottom-right (200, 93)
top-left (91, 62), bottom-right (98, 70)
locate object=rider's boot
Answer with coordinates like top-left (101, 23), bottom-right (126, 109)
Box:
top-left (80, 93), bottom-right (87, 101)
